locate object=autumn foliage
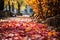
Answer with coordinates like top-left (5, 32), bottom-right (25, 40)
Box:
top-left (0, 20), bottom-right (57, 40)
top-left (25, 0), bottom-right (59, 19)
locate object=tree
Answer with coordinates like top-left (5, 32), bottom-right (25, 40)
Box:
top-left (25, 0), bottom-right (60, 20)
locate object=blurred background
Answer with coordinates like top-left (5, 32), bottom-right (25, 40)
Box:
top-left (0, 0), bottom-right (60, 40)
top-left (0, 0), bottom-right (60, 31)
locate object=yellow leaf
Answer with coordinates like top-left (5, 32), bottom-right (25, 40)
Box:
top-left (48, 32), bottom-right (52, 37)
